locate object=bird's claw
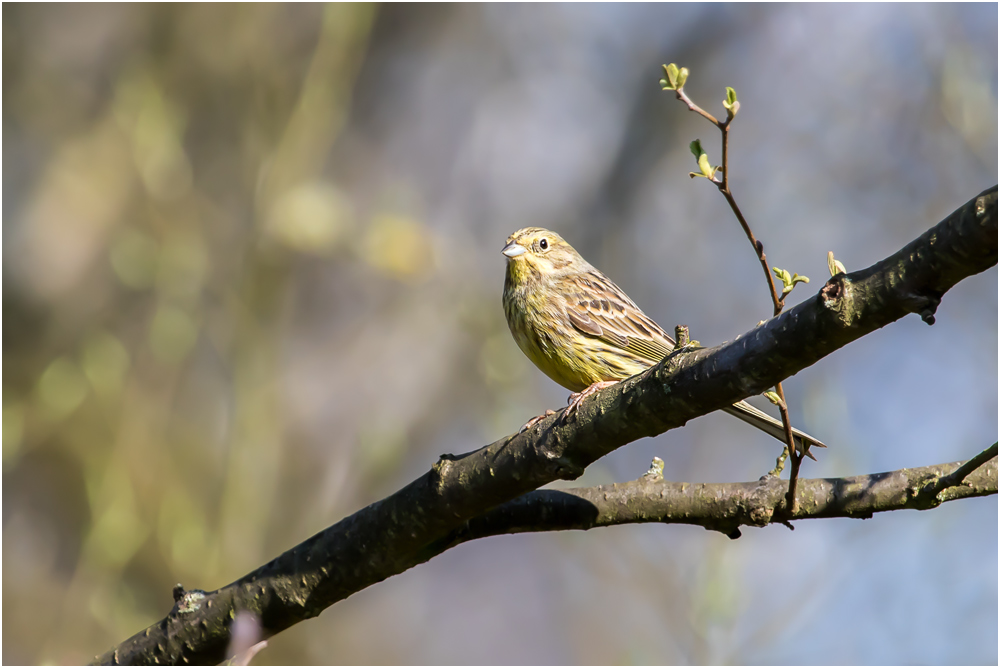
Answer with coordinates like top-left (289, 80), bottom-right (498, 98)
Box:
top-left (518, 380), bottom-right (618, 434)
top-left (565, 381), bottom-right (618, 418)
top-left (518, 409), bottom-right (557, 434)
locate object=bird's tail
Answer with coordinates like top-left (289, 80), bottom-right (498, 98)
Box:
top-left (722, 400), bottom-right (826, 460)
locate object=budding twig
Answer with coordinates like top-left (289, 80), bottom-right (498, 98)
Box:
top-left (662, 64), bottom-right (806, 509)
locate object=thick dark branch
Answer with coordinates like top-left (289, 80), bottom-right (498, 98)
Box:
top-left (95, 187), bottom-right (997, 665)
top-left (422, 447), bottom-right (998, 551)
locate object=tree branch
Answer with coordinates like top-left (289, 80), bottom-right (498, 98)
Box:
top-left (95, 186), bottom-right (997, 665)
top-left (420, 445), bottom-right (999, 552)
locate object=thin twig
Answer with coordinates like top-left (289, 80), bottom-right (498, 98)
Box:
top-left (672, 81), bottom-right (801, 503)
top-left (773, 382), bottom-right (803, 511)
top-left (675, 88), bottom-right (720, 126)
top-left (926, 442), bottom-right (999, 501)
top-left (718, 151), bottom-right (799, 503)
top-left (719, 188), bottom-right (784, 314)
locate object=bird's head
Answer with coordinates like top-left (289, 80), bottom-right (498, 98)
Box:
top-left (501, 227), bottom-right (584, 284)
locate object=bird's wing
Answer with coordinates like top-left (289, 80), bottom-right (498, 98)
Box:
top-left (564, 269), bottom-right (676, 364)
top-left (561, 268), bottom-right (827, 454)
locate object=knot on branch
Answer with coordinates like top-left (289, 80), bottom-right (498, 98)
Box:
top-left (745, 478), bottom-right (778, 527)
top-left (819, 274), bottom-right (854, 324)
top-left (170, 586), bottom-right (208, 615)
top-left (975, 191), bottom-right (996, 222)
top-left (541, 447), bottom-right (585, 481)
top-left (900, 291), bottom-right (942, 326)
top-left (911, 475), bottom-right (947, 510)
top-left (747, 503), bottom-right (774, 527)
top-left (430, 457), bottom-right (454, 493)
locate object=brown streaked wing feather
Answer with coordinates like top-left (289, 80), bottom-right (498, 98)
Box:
top-left (565, 270), bottom-right (677, 365)
top-left (566, 308), bottom-right (603, 337)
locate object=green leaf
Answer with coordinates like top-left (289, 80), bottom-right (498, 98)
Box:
top-left (661, 63), bottom-right (680, 89)
top-left (827, 251), bottom-right (846, 276)
top-left (697, 153), bottom-right (714, 178)
top-left (774, 266), bottom-right (810, 295)
top-left (690, 139), bottom-right (705, 159)
top-left (722, 86), bottom-right (740, 117)
top-left (660, 63), bottom-right (689, 90)
top-left (676, 66), bottom-right (689, 88)
top-left (688, 139), bottom-right (717, 179)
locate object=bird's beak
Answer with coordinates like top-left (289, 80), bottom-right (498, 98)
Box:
top-left (502, 241), bottom-right (527, 259)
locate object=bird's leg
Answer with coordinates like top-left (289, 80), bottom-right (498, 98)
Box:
top-left (565, 380), bottom-right (619, 417)
top-left (519, 380), bottom-right (619, 433)
top-left (518, 409), bottom-right (557, 434)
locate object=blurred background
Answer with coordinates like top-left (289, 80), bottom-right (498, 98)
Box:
top-left (3, 3), bottom-right (997, 664)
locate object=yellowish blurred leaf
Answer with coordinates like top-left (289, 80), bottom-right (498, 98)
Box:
top-left (158, 486), bottom-right (215, 577)
top-left (37, 357), bottom-right (89, 421)
top-left (84, 461), bottom-right (149, 569)
top-left (256, 3), bottom-right (376, 208)
top-left (357, 421), bottom-right (408, 477)
top-left (110, 228), bottom-right (159, 289)
top-left (265, 182), bottom-right (353, 255)
top-left (156, 227), bottom-right (209, 300)
top-left (361, 214), bottom-right (435, 281)
top-left (14, 118), bottom-right (133, 299)
top-left (81, 331), bottom-right (131, 399)
top-left (149, 304), bottom-right (199, 364)
top-left (116, 68), bottom-right (193, 202)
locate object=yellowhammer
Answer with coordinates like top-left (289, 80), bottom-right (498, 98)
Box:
top-left (501, 226), bottom-right (825, 454)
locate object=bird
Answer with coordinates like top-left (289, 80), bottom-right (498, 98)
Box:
top-left (501, 226), bottom-right (825, 456)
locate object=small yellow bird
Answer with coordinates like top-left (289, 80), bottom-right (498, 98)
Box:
top-left (501, 226), bottom-right (825, 454)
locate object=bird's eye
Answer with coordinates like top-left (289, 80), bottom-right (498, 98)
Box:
top-left (539, 238), bottom-right (548, 250)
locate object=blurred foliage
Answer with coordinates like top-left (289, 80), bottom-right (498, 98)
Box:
top-left (2, 3), bottom-right (997, 664)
